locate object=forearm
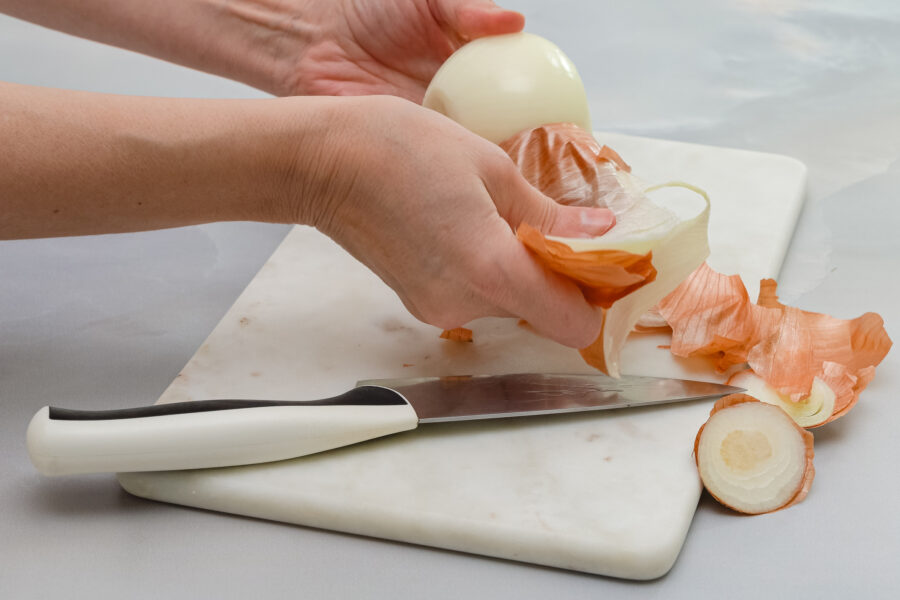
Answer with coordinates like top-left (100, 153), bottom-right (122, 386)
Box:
top-left (0, 81), bottom-right (334, 239)
top-left (0, 0), bottom-right (313, 96)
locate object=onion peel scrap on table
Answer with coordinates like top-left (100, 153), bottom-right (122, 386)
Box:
top-left (658, 263), bottom-right (892, 425)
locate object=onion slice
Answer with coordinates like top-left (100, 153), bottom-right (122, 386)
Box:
top-left (694, 394), bottom-right (815, 515)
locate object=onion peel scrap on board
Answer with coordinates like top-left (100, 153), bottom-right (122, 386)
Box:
top-left (439, 327), bottom-right (473, 343)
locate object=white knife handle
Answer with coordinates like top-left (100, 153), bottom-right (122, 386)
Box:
top-left (26, 386), bottom-right (418, 476)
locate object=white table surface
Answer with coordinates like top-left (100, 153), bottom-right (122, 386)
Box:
top-left (1, 1), bottom-right (898, 598)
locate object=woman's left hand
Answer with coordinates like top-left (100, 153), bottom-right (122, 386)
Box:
top-left (279, 0), bottom-right (524, 101)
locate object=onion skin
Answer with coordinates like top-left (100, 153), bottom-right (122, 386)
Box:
top-left (516, 223), bottom-right (657, 308)
top-left (499, 123), bottom-right (630, 208)
top-left (659, 263), bottom-right (892, 422)
top-left (694, 394), bottom-right (815, 515)
top-left (439, 327), bottom-right (473, 342)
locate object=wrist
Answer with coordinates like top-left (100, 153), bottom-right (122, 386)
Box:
top-left (0, 0), bottom-right (312, 97)
top-left (218, 0), bottom-right (323, 97)
top-left (262, 95), bottom-right (365, 228)
top-left (267, 95), bottom-right (424, 235)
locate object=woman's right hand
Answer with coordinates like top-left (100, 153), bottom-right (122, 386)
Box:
top-left (278, 95), bottom-right (615, 349)
top-left (0, 82), bottom-right (613, 349)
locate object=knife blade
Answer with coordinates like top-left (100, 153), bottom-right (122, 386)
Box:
top-left (360, 373), bottom-right (740, 422)
top-left (27, 373), bottom-right (742, 476)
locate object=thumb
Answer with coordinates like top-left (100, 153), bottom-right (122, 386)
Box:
top-left (434, 0), bottom-right (525, 40)
top-left (489, 163), bottom-right (616, 238)
top-left (478, 154), bottom-right (614, 348)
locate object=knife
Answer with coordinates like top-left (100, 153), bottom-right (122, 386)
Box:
top-left (27, 373), bottom-right (741, 476)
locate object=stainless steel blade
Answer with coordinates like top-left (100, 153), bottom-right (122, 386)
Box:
top-left (356, 373), bottom-right (743, 423)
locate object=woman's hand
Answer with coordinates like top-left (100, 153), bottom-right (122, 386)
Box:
top-left (279, 0), bottom-right (524, 101)
top-left (0, 82), bottom-right (613, 349)
top-left (285, 96), bottom-right (614, 348)
top-left (0, 0), bottom-right (523, 101)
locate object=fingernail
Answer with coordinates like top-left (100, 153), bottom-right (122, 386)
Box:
top-left (582, 207), bottom-right (615, 233)
top-left (561, 208), bottom-right (615, 238)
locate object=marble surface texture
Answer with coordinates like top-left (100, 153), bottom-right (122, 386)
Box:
top-left (117, 133), bottom-right (803, 580)
top-left (2, 1), bottom-right (899, 598)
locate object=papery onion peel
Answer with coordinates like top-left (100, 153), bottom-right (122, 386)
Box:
top-left (658, 263), bottom-right (891, 423)
top-left (439, 327), bottom-right (474, 342)
top-left (516, 224), bottom-right (657, 308)
top-left (499, 123), bottom-right (630, 208)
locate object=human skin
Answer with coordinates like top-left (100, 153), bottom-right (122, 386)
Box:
top-left (0, 0), bottom-right (614, 347)
top-left (0, 0), bottom-right (526, 100)
top-left (0, 83), bottom-right (613, 347)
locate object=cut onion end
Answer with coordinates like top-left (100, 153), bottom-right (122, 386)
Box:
top-left (727, 370), bottom-right (836, 428)
top-left (694, 394), bottom-right (815, 515)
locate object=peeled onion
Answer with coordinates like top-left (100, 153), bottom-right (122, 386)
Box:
top-left (695, 395), bottom-right (815, 515)
top-left (422, 33), bottom-right (591, 143)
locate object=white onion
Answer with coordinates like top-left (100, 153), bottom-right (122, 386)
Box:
top-left (422, 33), bottom-right (592, 144)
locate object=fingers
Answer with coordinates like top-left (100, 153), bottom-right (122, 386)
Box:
top-left (472, 156), bottom-right (615, 347)
top-left (490, 236), bottom-right (604, 348)
top-left (547, 205), bottom-right (616, 238)
top-left (434, 0), bottom-right (525, 40)
top-left (485, 158), bottom-right (616, 238)
top-left (464, 162), bottom-right (602, 347)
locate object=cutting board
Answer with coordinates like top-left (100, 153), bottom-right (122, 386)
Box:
top-left (118, 132), bottom-right (806, 580)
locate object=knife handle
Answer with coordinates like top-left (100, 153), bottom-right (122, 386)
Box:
top-left (26, 386), bottom-right (418, 476)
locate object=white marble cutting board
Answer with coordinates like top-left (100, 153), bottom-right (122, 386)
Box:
top-left (118, 132), bottom-right (806, 580)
